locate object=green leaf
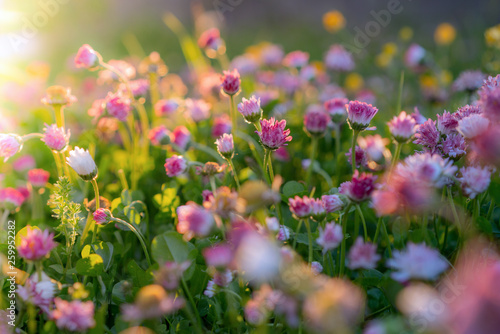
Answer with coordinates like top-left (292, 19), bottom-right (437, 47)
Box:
top-left (82, 242), bottom-right (114, 271)
top-left (488, 179), bottom-right (500, 203)
top-left (15, 225), bottom-right (40, 247)
top-left (111, 280), bottom-right (132, 305)
top-left (476, 216), bottom-right (493, 235)
top-left (151, 231), bottom-right (198, 279)
top-left (282, 181), bottom-right (306, 198)
top-left (76, 254), bottom-right (104, 276)
top-left (126, 260), bottom-right (152, 287)
top-left (355, 269), bottom-right (384, 287)
top-left (153, 184), bottom-right (180, 213)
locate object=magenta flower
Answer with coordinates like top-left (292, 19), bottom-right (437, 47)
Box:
top-left (473, 125), bottom-right (500, 167)
top-left (388, 111), bottom-right (417, 142)
top-left (238, 96), bottom-right (262, 124)
top-left (479, 82), bottom-right (500, 122)
top-left (402, 153), bottom-right (457, 188)
top-left (74, 44), bottom-right (99, 69)
top-left (321, 194), bottom-right (343, 213)
top-left (339, 171), bottom-right (377, 202)
top-left (212, 114), bottom-right (232, 137)
top-left (454, 104), bottom-right (481, 121)
top-left (404, 43), bottom-right (426, 71)
top-left (457, 114), bottom-right (490, 139)
top-left (155, 261), bottom-right (191, 290)
top-left (316, 222), bottom-right (343, 254)
top-left (347, 237), bottom-right (380, 270)
top-left (304, 107), bottom-right (330, 136)
top-left (436, 110), bottom-right (459, 135)
top-left (12, 155), bottom-right (36, 172)
top-left (459, 166), bottom-right (492, 199)
top-left (324, 44), bottom-right (355, 72)
top-left (105, 91), bottom-right (131, 122)
top-left (282, 50), bottom-right (309, 68)
top-left (260, 44), bottom-right (284, 66)
top-left (276, 225), bottom-right (292, 241)
top-left (154, 99), bottom-right (179, 117)
top-left (441, 133), bottom-right (467, 159)
top-left (120, 78), bottom-right (149, 98)
top-left (310, 198), bottom-right (326, 222)
top-left (324, 97), bottom-right (348, 123)
top-left (52, 298), bottom-right (95, 332)
top-left (257, 117), bottom-right (292, 150)
top-left (0, 134), bottom-right (22, 162)
top-left (411, 107), bottom-right (427, 124)
top-left (221, 69), bottom-right (241, 96)
top-left (203, 243), bottom-right (233, 269)
top-left (41, 123), bottom-right (70, 151)
top-left (17, 277), bottom-right (55, 315)
top-left (215, 133), bottom-right (234, 159)
top-left (164, 155), bottom-right (187, 177)
top-left (346, 100), bottom-right (378, 131)
top-left (0, 187), bottom-right (25, 210)
top-left (185, 98), bottom-right (211, 123)
top-left (413, 119), bottom-right (440, 152)
top-left (288, 196), bottom-right (312, 218)
top-left (17, 226), bottom-right (57, 261)
top-left (176, 202), bottom-right (215, 240)
top-left (93, 208), bottom-right (111, 225)
top-left (452, 70), bottom-right (485, 92)
top-left (169, 126), bottom-right (191, 151)
top-left (198, 28), bottom-right (223, 51)
top-left (28, 169), bottom-right (50, 188)
top-left (387, 243), bottom-right (448, 282)
top-left (274, 147), bottom-right (290, 162)
top-left (148, 125), bottom-right (170, 146)
top-left (346, 146), bottom-right (367, 169)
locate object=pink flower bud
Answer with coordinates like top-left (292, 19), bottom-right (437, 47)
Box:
top-left (221, 69), bottom-right (241, 96)
top-left (339, 171), bottom-right (377, 203)
top-left (148, 125), bottom-right (170, 146)
top-left (316, 222), bottom-right (343, 253)
top-left (388, 111), bottom-right (417, 142)
top-left (176, 202), bottom-right (215, 240)
top-left (257, 117), bottom-right (292, 150)
top-left (238, 96), bottom-right (262, 124)
top-left (288, 196), bottom-right (312, 218)
top-left (170, 126), bottom-right (191, 151)
top-left (164, 155), bottom-right (187, 177)
top-left (346, 100), bottom-right (378, 131)
top-left (212, 114), bottom-right (232, 137)
top-left (155, 99), bottom-right (179, 117)
top-left (93, 208), bottom-right (112, 225)
top-left (324, 97), bottom-right (348, 123)
top-left (347, 237), bottom-right (380, 270)
top-left (321, 194), bottom-right (343, 213)
top-left (304, 107), bottom-right (330, 136)
top-left (52, 298), bottom-right (95, 332)
top-left (74, 44), bottom-right (99, 69)
top-left (0, 134), bottom-right (22, 162)
top-left (203, 243), bottom-right (233, 268)
top-left (41, 123), bottom-right (70, 151)
top-left (215, 134), bottom-right (234, 159)
top-left (0, 187), bottom-right (25, 210)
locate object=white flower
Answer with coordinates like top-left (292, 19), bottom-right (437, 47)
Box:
top-left (66, 146), bottom-right (98, 180)
top-left (457, 114), bottom-right (490, 139)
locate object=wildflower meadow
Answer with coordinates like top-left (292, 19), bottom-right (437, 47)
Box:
top-left (1, 2), bottom-right (500, 334)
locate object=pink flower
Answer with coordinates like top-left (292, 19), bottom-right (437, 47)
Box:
top-left (212, 114), bottom-right (232, 137)
top-left (473, 125), bottom-right (500, 167)
top-left (148, 125), bottom-right (170, 146)
top-left (411, 107), bottom-right (427, 124)
top-left (282, 50), bottom-right (309, 68)
top-left (457, 114), bottom-right (490, 139)
top-left (311, 261), bottom-right (323, 275)
top-left (441, 133), bottom-right (467, 159)
top-left (436, 110), bottom-right (459, 135)
top-left (176, 202), bottom-right (215, 239)
top-left (288, 196), bottom-right (312, 218)
top-left (310, 198), bottom-right (326, 221)
top-left (260, 44), bottom-right (284, 66)
top-left (316, 222), bottom-right (343, 253)
top-left (402, 153), bottom-right (457, 188)
top-left (454, 104), bottom-right (481, 121)
top-left (17, 277), bottom-right (55, 315)
top-left (0, 134), bottom-right (22, 162)
top-left (155, 261), bottom-right (191, 290)
top-left (74, 44), bottom-right (99, 69)
top-left (202, 190), bottom-right (214, 203)
top-left (17, 186), bottom-right (30, 201)
top-left (28, 169), bottom-right (50, 188)
top-left (276, 225), bottom-right (292, 241)
top-left (120, 79), bottom-right (149, 98)
top-left (154, 99), bottom-right (179, 117)
top-left (185, 98), bottom-right (211, 122)
top-left (324, 45), bottom-right (355, 72)
top-left (304, 107), bottom-right (330, 136)
top-left (347, 237), bottom-right (380, 270)
top-left (198, 28), bottom-right (223, 51)
top-left (387, 243), bottom-right (448, 282)
top-left (41, 123), bottom-right (70, 151)
top-left (52, 298), bottom-right (95, 332)
top-left (346, 100), bottom-right (378, 131)
top-left (339, 171), bottom-right (377, 202)
top-left (17, 226), bottom-right (57, 261)
top-left (322, 194), bottom-right (343, 213)
top-left (231, 55), bottom-right (258, 76)
top-left (346, 146), bottom-right (367, 169)
top-left (404, 43), bottom-right (426, 71)
top-left (88, 99), bottom-right (105, 121)
top-left (203, 243), bottom-right (233, 268)
top-left (371, 189), bottom-right (399, 216)
top-left (452, 70), bottom-right (485, 92)
top-left (12, 155), bottom-right (36, 172)
top-left (257, 117), bottom-right (292, 150)
top-left (274, 147), bottom-right (290, 162)
top-left (0, 187), bottom-right (25, 210)
top-left (93, 208), bottom-right (111, 225)
top-left (221, 69), bottom-right (241, 96)
top-left (164, 155), bottom-right (187, 177)
top-left (238, 96), bottom-right (262, 123)
top-left (106, 91), bottom-right (131, 122)
top-left (459, 166), bottom-right (492, 199)
top-left (479, 84), bottom-right (500, 122)
top-left (357, 135), bottom-right (389, 163)
top-left (169, 126), bottom-right (191, 151)
top-left (413, 119), bottom-right (440, 152)
top-left (356, 89), bottom-right (376, 105)
top-left (215, 133), bottom-right (234, 159)
top-left (324, 97), bottom-right (348, 123)
top-left (388, 111), bottom-right (417, 142)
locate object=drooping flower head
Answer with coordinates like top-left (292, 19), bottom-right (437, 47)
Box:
top-left (0, 187), bottom-right (25, 210)
top-left (324, 44), bottom-right (355, 72)
top-left (74, 44), bottom-right (100, 69)
top-left (41, 123), bottom-right (70, 151)
top-left (347, 237), bottom-right (380, 270)
top-left (164, 155), bottom-right (187, 177)
top-left (346, 100), bottom-right (378, 131)
top-left (176, 202), bottom-right (215, 240)
top-left (316, 222), bottom-right (343, 254)
top-left (324, 97), bottom-right (348, 123)
top-left (288, 196), bottom-right (312, 218)
top-left (93, 208), bottom-right (112, 225)
top-left (17, 226), bottom-right (57, 261)
top-left (221, 69), bottom-right (241, 96)
top-left (66, 146), bottom-right (98, 181)
top-left (304, 107), bottom-right (330, 136)
top-left (52, 298), bottom-right (95, 332)
top-left (0, 134), bottom-right (22, 162)
top-left (388, 111), bottom-right (417, 142)
top-left (459, 166), bottom-right (492, 199)
top-left (28, 169), bottom-right (50, 188)
top-left (257, 118), bottom-right (292, 150)
top-left (105, 91), bottom-right (131, 122)
top-left (215, 133), bottom-right (234, 159)
top-left (339, 171), bottom-right (377, 202)
top-left (238, 96), bottom-right (262, 124)
top-left (154, 99), bottom-right (179, 117)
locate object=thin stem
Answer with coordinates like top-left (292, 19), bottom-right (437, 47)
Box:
top-left (149, 72), bottom-right (159, 123)
top-left (421, 214), bottom-right (429, 244)
top-left (263, 149), bottom-right (273, 184)
top-left (351, 130), bottom-right (360, 173)
top-left (52, 151), bottom-right (63, 178)
top-left (339, 203), bottom-right (352, 277)
top-left (35, 261), bottom-right (43, 281)
top-left (118, 169), bottom-right (129, 190)
top-left (53, 105), bottom-right (65, 128)
top-left (487, 199), bottom-right (495, 220)
top-left (292, 219), bottom-right (303, 250)
top-left (91, 178), bottom-right (100, 244)
top-left (209, 176), bottom-right (217, 194)
top-left (447, 187), bottom-right (461, 229)
top-left (373, 217), bottom-right (382, 243)
top-left (228, 159), bottom-right (241, 191)
top-left (356, 205), bottom-right (368, 241)
top-left (335, 124), bottom-right (341, 160)
top-left (305, 136), bottom-right (318, 186)
top-left (113, 218), bottom-right (152, 267)
top-left (391, 142), bottom-right (402, 170)
top-left (305, 219), bottom-right (313, 263)
top-left (381, 220), bottom-right (392, 257)
top-left (230, 95), bottom-right (237, 138)
top-left (181, 278), bottom-right (203, 334)
top-left (0, 209), bottom-right (10, 229)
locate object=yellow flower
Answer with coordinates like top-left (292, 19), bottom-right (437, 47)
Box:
top-left (245, 41), bottom-right (270, 57)
top-left (419, 74), bottom-right (439, 89)
top-left (434, 23), bottom-right (456, 45)
top-left (485, 24), bottom-right (500, 49)
top-left (382, 42), bottom-right (398, 56)
top-left (323, 10), bottom-right (346, 33)
top-left (345, 73), bottom-right (364, 92)
top-left (399, 27), bottom-right (413, 41)
top-left (376, 53), bottom-right (392, 68)
top-left (439, 70), bottom-right (453, 86)
top-left (26, 61), bottom-right (50, 79)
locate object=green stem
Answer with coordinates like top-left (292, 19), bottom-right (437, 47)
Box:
top-left (53, 105), bottom-right (65, 128)
top-left (373, 217), bottom-right (382, 243)
top-left (305, 136), bottom-right (318, 186)
top-left (356, 205), bottom-right (368, 241)
top-left (228, 159), bottom-right (241, 191)
top-left (149, 72), bottom-right (159, 123)
top-left (292, 219), bottom-right (303, 250)
top-left (396, 71), bottom-right (405, 115)
top-left (230, 95), bottom-right (237, 138)
top-left (263, 149), bottom-right (273, 184)
top-left (90, 178), bottom-right (100, 244)
top-left (339, 203), bottom-right (352, 277)
top-left (209, 176), bottom-right (217, 194)
top-left (381, 220), bottom-right (392, 257)
top-left (391, 142), bottom-right (402, 170)
top-left (113, 218), bottom-right (152, 267)
top-left (351, 130), bottom-right (360, 173)
top-left (181, 278), bottom-right (203, 334)
top-left (487, 199), bottom-right (495, 220)
top-left (421, 214), bottom-right (429, 244)
top-left (305, 219), bottom-right (313, 263)
top-left (52, 151), bottom-right (63, 178)
top-left (447, 187), bottom-right (461, 229)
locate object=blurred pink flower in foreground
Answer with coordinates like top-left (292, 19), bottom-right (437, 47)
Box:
top-left (347, 237), bottom-right (380, 270)
top-left (28, 169), bottom-right (50, 188)
top-left (316, 222), bottom-right (343, 254)
top-left (176, 202), bottom-right (214, 240)
top-left (0, 134), bottom-right (22, 162)
top-left (52, 298), bottom-right (95, 332)
top-left (17, 226), bottom-right (57, 261)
